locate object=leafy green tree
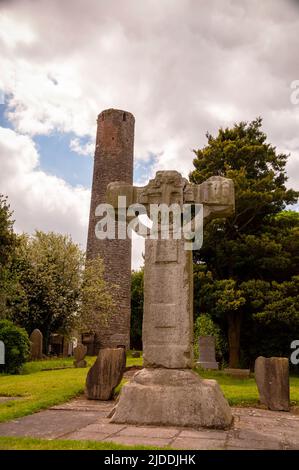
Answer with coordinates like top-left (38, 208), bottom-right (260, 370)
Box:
top-left (9, 231), bottom-right (114, 352)
top-left (78, 255), bottom-right (116, 334)
top-left (190, 118), bottom-right (298, 367)
top-left (130, 269), bottom-right (144, 350)
top-left (240, 276), bottom-right (299, 366)
top-left (0, 196), bottom-right (18, 318)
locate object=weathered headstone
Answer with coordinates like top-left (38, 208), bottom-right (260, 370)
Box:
top-left (0, 340), bottom-right (4, 365)
top-left (73, 344), bottom-right (87, 368)
top-left (86, 348), bottom-right (126, 400)
top-left (254, 356), bottom-right (290, 411)
top-left (109, 171), bottom-right (234, 429)
top-left (63, 339), bottom-right (73, 357)
top-left (197, 336), bottom-right (218, 370)
top-left (30, 329), bottom-right (43, 360)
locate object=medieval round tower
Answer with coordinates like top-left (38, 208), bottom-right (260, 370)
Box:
top-left (86, 108), bottom-right (135, 350)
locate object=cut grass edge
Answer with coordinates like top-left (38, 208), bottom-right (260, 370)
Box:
top-left (0, 436), bottom-right (166, 450)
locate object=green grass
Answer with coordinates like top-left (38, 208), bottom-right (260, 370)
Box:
top-left (0, 367), bottom-right (88, 422)
top-left (21, 356), bottom-right (96, 374)
top-left (0, 353), bottom-right (142, 423)
top-left (1, 354), bottom-right (298, 428)
top-left (21, 352), bottom-right (143, 374)
top-left (0, 436), bottom-right (161, 450)
top-left (21, 357), bottom-right (75, 374)
top-left (196, 368), bottom-right (299, 407)
top-left (125, 351), bottom-right (143, 368)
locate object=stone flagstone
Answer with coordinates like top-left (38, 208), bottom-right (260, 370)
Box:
top-left (0, 398), bottom-right (299, 449)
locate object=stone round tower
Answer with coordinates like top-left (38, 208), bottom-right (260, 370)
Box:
top-left (86, 108), bottom-right (135, 350)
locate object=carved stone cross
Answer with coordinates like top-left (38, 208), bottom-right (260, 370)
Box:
top-left (108, 170), bottom-right (235, 429)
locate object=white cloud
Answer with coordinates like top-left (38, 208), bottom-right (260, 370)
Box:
top-left (0, 12), bottom-right (36, 48)
top-left (0, 0), bottom-right (297, 184)
top-left (0, 126), bottom-right (90, 248)
top-left (0, 0), bottom-right (299, 270)
top-left (70, 137), bottom-right (94, 157)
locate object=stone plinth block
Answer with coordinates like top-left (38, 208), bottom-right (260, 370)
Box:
top-left (224, 368), bottom-right (250, 379)
top-left (110, 368), bottom-right (232, 429)
top-left (254, 356), bottom-right (290, 411)
top-left (86, 348), bottom-right (126, 400)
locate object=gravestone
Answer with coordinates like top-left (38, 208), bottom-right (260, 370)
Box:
top-left (0, 340), bottom-right (4, 365)
top-left (30, 329), bottom-right (43, 360)
top-left (197, 336), bottom-right (218, 370)
top-left (86, 348), bottom-right (126, 400)
top-left (255, 356), bottom-right (290, 411)
top-left (63, 339), bottom-right (74, 357)
top-left (73, 344), bottom-right (87, 368)
top-left (109, 171), bottom-right (234, 429)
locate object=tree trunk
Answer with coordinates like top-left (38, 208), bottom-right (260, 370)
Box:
top-left (228, 312), bottom-right (241, 368)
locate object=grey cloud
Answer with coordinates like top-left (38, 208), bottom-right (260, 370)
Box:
top-left (0, 0), bottom-right (298, 191)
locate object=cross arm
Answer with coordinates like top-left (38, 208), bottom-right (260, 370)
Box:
top-left (106, 181), bottom-right (146, 209)
top-left (185, 176), bottom-right (235, 222)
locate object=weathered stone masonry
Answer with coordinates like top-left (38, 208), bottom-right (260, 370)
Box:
top-left (86, 109), bottom-right (135, 350)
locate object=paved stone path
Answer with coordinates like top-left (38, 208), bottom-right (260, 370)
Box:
top-left (0, 397), bottom-right (299, 449)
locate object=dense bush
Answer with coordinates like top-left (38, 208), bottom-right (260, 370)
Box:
top-left (0, 319), bottom-right (30, 374)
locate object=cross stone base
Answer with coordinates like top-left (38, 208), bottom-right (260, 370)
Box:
top-left (110, 368), bottom-right (232, 429)
top-left (197, 361), bottom-right (219, 370)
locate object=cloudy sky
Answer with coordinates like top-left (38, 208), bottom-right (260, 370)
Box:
top-left (0, 0), bottom-right (299, 269)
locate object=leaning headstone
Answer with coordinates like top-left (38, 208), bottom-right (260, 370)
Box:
top-left (73, 344), bottom-right (87, 368)
top-left (254, 356), bottom-right (290, 411)
top-left (197, 336), bottom-right (218, 370)
top-left (109, 171), bottom-right (234, 428)
top-left (86, 348), bottom-right (126, 400)
top-left (30, 329), bottom-right (43, 360)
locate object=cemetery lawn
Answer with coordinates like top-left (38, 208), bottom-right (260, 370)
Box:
top-left (197, 369), bottom-right (299, 407)
top-left (0, 353), bottom-right (143, 423)
top-left (1, 354), bottom-right (298, 425)
top-left (0, 366), bottom-right (88, 423)
top-left (0, 436), bottom-right (162, 450)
